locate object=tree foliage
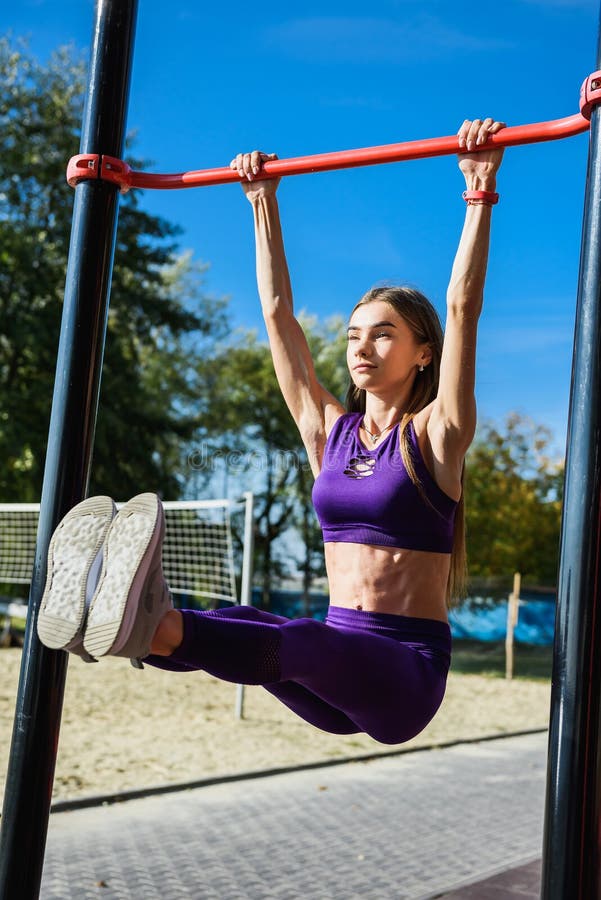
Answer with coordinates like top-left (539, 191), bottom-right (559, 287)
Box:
top-left (0, 38), bottom-right (226, 501)
top-left (465, 413), bottom-right (563, 585)
top-left (196, 314), bottom-right (348, 605)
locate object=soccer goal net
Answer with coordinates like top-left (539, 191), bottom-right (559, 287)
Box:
top-left (0, 495), bottom-right (254, 608)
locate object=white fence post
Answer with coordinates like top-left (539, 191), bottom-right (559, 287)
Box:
top-left (505, 572), bottom-right (521, 680)
top-left (235, 492), bottom-right (254, 720)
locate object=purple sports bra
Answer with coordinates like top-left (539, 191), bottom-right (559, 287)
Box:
top-left (311, 413), bottom-right (458, 553)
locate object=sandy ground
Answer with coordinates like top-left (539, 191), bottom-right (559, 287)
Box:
top-left (0, 647), bottom-right (550, 804)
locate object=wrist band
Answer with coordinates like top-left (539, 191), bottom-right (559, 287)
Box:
top-left (462, 190), bottom-right (499, 206)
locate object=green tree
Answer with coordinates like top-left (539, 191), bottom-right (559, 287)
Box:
top-left (197, 330), bottom-right (301, 606)
top-left (196, 313), bottom-right (348, 606)
top-left (465, 413), bottom-right (564, 585)
top-left (0, 38), bottom-right (226, 501)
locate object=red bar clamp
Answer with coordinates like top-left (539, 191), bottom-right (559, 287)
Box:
top-left (66, 154), bottom-right (132, 193)
top-left (66, 154), bottom-right (100, 187)
top-left (580, 71), bottom-right (601, 120)
top-left (100, 156), bottom-right (132, 193)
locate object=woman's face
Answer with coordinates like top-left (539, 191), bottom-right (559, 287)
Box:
top-left (346, 300), bottom-right (430, 392)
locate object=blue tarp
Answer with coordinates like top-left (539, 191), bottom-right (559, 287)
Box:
top-left (248, 589), bottom-right (557, 646)
top-left (449, 599), bottom-right (556, 645)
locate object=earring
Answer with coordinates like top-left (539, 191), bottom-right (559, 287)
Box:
top-left (419, 365), bottom-right (424, 373)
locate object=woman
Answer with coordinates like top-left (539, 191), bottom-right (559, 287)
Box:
top-left (37, 118), bottom-right (504, 745)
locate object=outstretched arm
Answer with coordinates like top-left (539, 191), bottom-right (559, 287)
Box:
top-left (231, 152), bottom-right (343, 471)
top-left (428, 119), bottom-right (505, 474)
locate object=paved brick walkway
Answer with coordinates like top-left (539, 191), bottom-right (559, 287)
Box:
top-left (40, 732), bottom-right (547, 899)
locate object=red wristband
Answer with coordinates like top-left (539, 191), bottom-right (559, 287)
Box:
top-left (462, 190), bottom-right (499, 206)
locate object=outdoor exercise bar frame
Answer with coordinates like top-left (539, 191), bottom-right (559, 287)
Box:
top-left (541, 23), bottom-right (601, 896)
top-left (65, 76), bottom-right (597, 192)
top-left (1, 0), bottom-right (601, 896)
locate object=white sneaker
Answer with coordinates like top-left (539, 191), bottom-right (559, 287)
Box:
top-left (37, 496), bottom-right (117, 662)
top-left (83, 493), bottom-right (173, 666)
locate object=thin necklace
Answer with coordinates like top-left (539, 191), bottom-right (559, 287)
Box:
top-left (362, 417), bottom-right (399, 445)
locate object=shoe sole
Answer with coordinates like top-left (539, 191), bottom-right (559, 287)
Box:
top-left (83, 493), bottom-right (163, 658)
top-left (37, 496), bottom-right (116, 650)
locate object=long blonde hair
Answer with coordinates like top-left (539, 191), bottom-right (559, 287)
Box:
top-left (345, 285), bottom-right (467, 604)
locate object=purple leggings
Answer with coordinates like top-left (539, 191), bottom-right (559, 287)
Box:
top-left (145, 605), bottom-right (451, 745)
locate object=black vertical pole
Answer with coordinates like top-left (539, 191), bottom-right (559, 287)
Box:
top-left (541, 14), bottom-right (601, 900)
top-left (0, 2), bottom-right (137, 897)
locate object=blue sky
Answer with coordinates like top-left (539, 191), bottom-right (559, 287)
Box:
top-left (4, 0), bottom-right (599, 454)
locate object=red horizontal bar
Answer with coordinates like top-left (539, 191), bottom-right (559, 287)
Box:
top-left (67, 108), bottom-right (592, 193)
top-left (120, 113), bottom-right (589, 192)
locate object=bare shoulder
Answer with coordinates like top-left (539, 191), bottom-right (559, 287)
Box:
top-left (411, 404), bottom-right (464, 502)
top-left (300, 387), bottom-right (345, 477)
top-left (411, 405), bottom-right (434, 439)
top-left (323, 389), bottom-right (346, 435)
